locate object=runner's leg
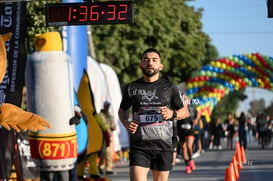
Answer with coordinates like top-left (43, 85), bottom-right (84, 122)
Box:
top-left (130, 166), bottom-right (149, 181)
top-left (152, 170), bottom-right (170, 181)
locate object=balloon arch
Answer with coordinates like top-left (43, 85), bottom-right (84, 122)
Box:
top-left (185, 53), bottom-right (273, 121)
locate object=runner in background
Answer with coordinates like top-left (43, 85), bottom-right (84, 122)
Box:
top-left (177, 104), bottom-right (198, 174)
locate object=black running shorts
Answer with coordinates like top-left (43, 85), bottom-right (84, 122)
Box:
top-left (129, 149), bottom-right (173, 171)
top-left (178, 129), bottom-right (194, 143)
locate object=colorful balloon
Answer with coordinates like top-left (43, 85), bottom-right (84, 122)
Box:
top-left (186, 53), bottom-right (273, 121)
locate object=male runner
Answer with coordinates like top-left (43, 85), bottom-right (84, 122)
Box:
top-left (118, 48), bottom-right (189, 181)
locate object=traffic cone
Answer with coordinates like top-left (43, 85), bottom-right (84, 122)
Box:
top-left (235, 142), bottom-right (242, 169)
top-left (235, 152), bottom-right (243, 170)
top-left (240, 146), bottom-right (246, 164)
top-left (235, 142), bottom-right (241, 158)
top-left (224, 163), bottom-right (236, 181)
top-left (232, 156), bottom-right (239, 180)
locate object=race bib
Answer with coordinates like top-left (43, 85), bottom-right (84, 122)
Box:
top-left (138, 107), bottom-right (163, 123)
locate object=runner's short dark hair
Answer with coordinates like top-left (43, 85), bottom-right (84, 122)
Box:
top-left (140, 48), bottom-right (161, 60)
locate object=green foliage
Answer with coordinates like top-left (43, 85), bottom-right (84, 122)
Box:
top-left (211, 89), bottom-right (247, 121)
top-left (26, 0), bottom-right (60, 53)
top-left (24, 0), bottom-right (255, 121)
top-left (25, 0), bottom-right (218, 89)
top-left (91, 0), bottom-right (216, 88)
top-left (248, 98), bottom-right (266, 117)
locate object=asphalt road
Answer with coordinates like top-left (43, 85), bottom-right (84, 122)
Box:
top-left (105, 139), bottom-right (273, 181)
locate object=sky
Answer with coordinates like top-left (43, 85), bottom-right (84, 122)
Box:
top-left (187, 0), bottom-right (273, 115)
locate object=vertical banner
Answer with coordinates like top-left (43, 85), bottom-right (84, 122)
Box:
top-left (0, 2), bottom-right (27, 179)
top-left (0, 1), bottom-right (27, 106)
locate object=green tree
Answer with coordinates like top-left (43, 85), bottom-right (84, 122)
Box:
top-left (91, 0), bottom-right (216, 88)
top-left (26, 0), bottom-right (60, 53)
top-left (211, 89), bottom-right (247, 121)
top-left (24, 0), bottom-right (252, 122)
top-left (25, 0), bottom-right (217, 89)
top-left (248, 98), bottom-right (266, 117)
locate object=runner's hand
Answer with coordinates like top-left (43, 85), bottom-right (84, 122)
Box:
top-left (160, 106), bottom-right (173, 120)
top-left (126, 121), bottom-right (139, 134)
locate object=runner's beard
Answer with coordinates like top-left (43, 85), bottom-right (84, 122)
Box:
top-left (141, 66), bottom-right (160, 77)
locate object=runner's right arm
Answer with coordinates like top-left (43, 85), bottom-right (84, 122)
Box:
top-left (118, 108), bottom-right (138, 134)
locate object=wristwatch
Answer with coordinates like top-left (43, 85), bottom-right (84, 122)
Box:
top-left (172, 110), bottom-right (177, 119)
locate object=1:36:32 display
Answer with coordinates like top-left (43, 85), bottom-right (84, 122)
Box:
top-left (67, 4), bottom-right (128, 22)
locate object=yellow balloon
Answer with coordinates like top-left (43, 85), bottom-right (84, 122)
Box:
top-left (186, 83), bottom-right (193, 89)
top-left (246, 66), bottom-right (251, 72)
top-left (211, 61), bottom-right (215, 66)
top-left (221, 63), bottom-right (226, 70)
top-left (193, 82), bottom-right (198, 88)
top-left (247, 54), bottom-right (252, 60)
top-left (230, 79), bottom-right (236, 85)
top-left (259, 82), bottom-right (264, 88)
top-left (198, 81), bottom-right (205, 87)
top-left (253, 58), bottom-right (258, 64)
top-left (252, 55), bottom-right (257, 61)
top-left (216, 95), bottom-right (221, 101)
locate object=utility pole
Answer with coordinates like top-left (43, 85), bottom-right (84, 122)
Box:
top-left (87, 26), bottom-right (96, 59)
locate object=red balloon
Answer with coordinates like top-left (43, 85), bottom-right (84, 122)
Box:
top-left (229, 61), bottom-right (235, 67)
top-left (199, 76), bottom-right (205, 81)
top-left (193, 77), bottom-right (199, 81)
top-left (224, 58), bottom-right (229, 64)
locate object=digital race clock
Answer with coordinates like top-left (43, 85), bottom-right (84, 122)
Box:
top-left (46, 1), bottom-right (133, 26)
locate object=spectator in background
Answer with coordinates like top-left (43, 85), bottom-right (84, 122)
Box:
top-left (211, 117), bottom-right (223, 150)
top-left (246, 113), bottom-right (254, 144)
top-left (225, 112), bottom-right (236, 149)
top-left (267, 119), bottom-right (273, 148)
top-left (209, 117), bottom-right (216, 149)
top-left (98, 101), bottom-right (117, 175)
top-left (200, 115), bottom-right (210, 152)
top-left (256, 112), bottom-right (269, 149)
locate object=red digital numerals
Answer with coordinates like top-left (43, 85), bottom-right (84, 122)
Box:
top-left (67, 4), bottom-right (128, 22)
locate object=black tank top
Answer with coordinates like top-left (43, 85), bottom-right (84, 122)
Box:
top-left (120, 77), bottom-right (184, 151)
